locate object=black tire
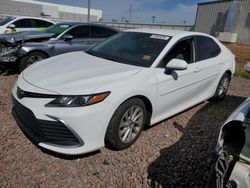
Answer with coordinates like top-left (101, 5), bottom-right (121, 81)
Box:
top-left (19, 51), bottom-right (48, 72)
top-left (209, 73), bottom-right (230, 102)
top-left (105, 98), bottom-right (147, 150)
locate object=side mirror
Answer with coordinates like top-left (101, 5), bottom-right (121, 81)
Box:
top-left (166, 59), bottom-right (188, 71)
top-left (8, 24), bottom-right (15, 29)
top-left (165, 59), bottom-right (188, 75)
top-left (62, 34), bottom-right (73, 41)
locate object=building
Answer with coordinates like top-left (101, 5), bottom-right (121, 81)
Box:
top-left (195, 0), bottom-right (250, 45)
top-left (0, 0), bottom-right (102, 22)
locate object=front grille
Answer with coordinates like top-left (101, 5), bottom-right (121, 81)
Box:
top-left (11, 95), bottom-right (80, 147)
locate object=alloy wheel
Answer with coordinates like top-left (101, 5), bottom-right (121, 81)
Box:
top-left (119, 106), bottom-right (144, 143)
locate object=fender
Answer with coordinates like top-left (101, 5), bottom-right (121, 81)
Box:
top-left (18, 44), bottom-right (54, 57)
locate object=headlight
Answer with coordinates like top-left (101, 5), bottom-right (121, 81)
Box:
top-left (45, 92), bottom-right (110, 107)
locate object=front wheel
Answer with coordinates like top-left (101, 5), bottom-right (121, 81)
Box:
top-left (105, 98), bottom-right (147, 150)
top-left (209, 73), bottom-right (230, 102)
top-left (19, 52), bottom-right (47, 72)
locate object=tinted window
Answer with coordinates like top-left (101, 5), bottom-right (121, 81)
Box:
top-left (67, 26), bottom-right (91, 38)
top-left (246, 12), bottom-right (250, 28)
top-left (33, 19), bottom-right (53, 28)
top-left (45, 23), bottom-right (72, 37)
top-left (13, 19), bottom-right (32, 28)
top-left (91, 26), bottom-right (117, 38)
top-left (195, 36), bottom-right (221, 61)
top-left (161, 38), bottom-right (194, 67)
top-left (0, 17), bottom-right (15, 26)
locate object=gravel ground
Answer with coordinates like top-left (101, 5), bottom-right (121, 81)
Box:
top-left (0, 75), bottom-right (249, 188)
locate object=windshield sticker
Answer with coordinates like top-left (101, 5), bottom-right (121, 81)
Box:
top-left (143, 55), bottom-right (151, 61)
top-left (150, 35), bottom-right (170, 40)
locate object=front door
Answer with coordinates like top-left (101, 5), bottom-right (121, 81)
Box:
top-left (53, 25), bottom-right (93, 55)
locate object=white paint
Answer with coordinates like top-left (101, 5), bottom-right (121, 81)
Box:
top-left (12, 29), bottom-right (235, 155)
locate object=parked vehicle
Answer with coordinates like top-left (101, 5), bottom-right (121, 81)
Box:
top-left (0, 22), bottom-right (120, 71)
top-left (11, 29), bottom-right (235, 155)
top-left (207, 97), bottom-right (250, 188)
top-left (0, 16), bottom-right (54, 34)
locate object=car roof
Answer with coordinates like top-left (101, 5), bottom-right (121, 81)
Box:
top-left (126, 28), bottom-right (207, 37)
top-left (13, 16), bottom-right (55, 23)
top-left (56, 22), bottom-right (120, 32)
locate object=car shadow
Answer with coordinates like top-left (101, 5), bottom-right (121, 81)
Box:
top-left (39, 146), bottom-right (101, 160)
top-left (147, 95), bottom-right (247, 187)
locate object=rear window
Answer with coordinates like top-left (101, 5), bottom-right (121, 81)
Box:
top-left (195, 36), bottom-right (221, 61)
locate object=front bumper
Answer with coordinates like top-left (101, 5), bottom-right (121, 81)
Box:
top-left (11, 77), bottom-right (115, 155)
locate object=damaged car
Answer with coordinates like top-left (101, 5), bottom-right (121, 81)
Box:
top-left (208, 97), bottom-right (250, 188)
top-left (0, 22), bottom-right (119, 72)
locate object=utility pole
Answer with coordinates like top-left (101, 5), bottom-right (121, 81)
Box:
top-left (87, 0), bottom-right (91, 22)
top-left (129, 4), bottom-right (133, 22)
top-left (152, 16), bottom-right (156, 23)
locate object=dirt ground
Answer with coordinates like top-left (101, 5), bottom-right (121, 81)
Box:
top-left (0, 74), bottom-right (250, 187)
top-left (225, 43), bottom-right (250, 69)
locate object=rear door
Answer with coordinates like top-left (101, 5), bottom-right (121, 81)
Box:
top-left (193, 35), bottom-right (223, 98)
top-left (32, 19), bottom-right (53, 31)
top-left (53, 25), bottom-right (92, 55)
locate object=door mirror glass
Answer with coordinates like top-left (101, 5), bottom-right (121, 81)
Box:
top-left (62, 34), bottom-right (73, 41)
top-left (166, 58), bottom-right (188, 70)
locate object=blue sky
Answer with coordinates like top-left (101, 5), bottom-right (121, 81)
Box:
top-left (36, 0), bottom-right (215, 24)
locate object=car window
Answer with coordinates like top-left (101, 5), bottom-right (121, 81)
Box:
top-left (33, 19), bottom-right (53, 28)
top-left (160, 38), bottom-right (194, 67)
top-left (195, 36), bottom-right (221, 61)
top-left (67, 25), bottom-right (91, 38)
top-left (91, 26), bottom-right (117, 38)
top-left (87, 32), bottom-right (170, 67)
top-left (13, 19), bottom-right (33, 28)
top-left (45, 23), bottom-right (72, 37)
top-left (0, 17), bottom-right (15, 26)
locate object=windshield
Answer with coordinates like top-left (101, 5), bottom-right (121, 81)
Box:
top-left (45, 23), bottom-right (72, 37)
top-left (87, 32), bottom-right (171, 67)
top-left (0, 17), bottom-right (15, 26)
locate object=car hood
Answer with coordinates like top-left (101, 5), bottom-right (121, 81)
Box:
top-left (22, 52), bottom-right (142, 95)
top-left (0, 30), bottom-right (54, 44)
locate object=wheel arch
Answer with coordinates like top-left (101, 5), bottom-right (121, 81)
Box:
top-left (22, 50), bottom-right (50, 58)
top-left (225, 70), bottom-right (232, 79)
top-left (118, 95), bottom-right (153, 126)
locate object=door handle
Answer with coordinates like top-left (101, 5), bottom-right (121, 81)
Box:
top-left (194, 67), bottom-right (201, 73)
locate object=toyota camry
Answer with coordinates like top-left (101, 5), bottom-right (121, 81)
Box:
top-left (11, 29), bottom-right (235, 155)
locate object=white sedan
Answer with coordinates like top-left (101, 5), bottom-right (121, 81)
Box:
top-left (0, 16), bottom-right (54, 33)
top-left (11, 29), bottom-right (235, 155)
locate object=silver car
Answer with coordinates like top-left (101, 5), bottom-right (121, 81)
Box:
top-left (208, 98), bottom-right (250, 188)
top-left (0, 22), bottom-right (119, 71)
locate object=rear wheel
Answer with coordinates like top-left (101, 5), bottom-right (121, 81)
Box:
top-left (19, 52), bottom-right (47, 72)
top-left (105, 98), bottom-right (146, 150)
top-left (210, 73), bottom-right (230, 102)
